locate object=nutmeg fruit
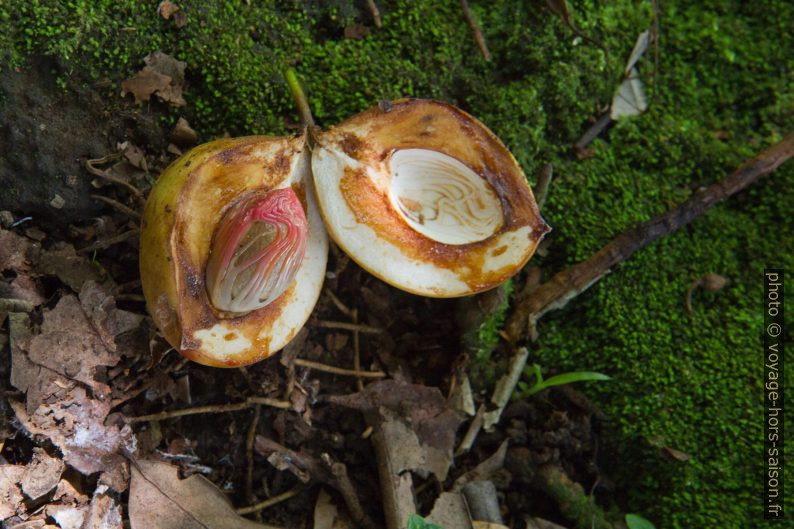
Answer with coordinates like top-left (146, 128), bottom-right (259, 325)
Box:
top-left (140, 99), bottom-right (547, 367)
top-left (312, 99), bottom-right (549, 297)
top-left (140, 136), bottom-right (328, 367)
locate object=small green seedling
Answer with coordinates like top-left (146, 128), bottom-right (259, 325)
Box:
top-left (518, 363), bottom-right (610, 397)
top-left (407, 513), bottom-right (444, 529)
top-left (625, 513), bottom-right (657, 529)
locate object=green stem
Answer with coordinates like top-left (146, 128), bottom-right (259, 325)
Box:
top-left (284, 68), bottom-right (315, 128)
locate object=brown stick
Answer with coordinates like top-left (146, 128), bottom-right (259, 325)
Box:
top-left (245, 404), bottom-right (262, 504)
top-left (352, 308), bottom-right (364, 392)
top-left (365, 0), bottom-right (382, 28)
top-left (314, 319), bottom-right (383, 334)
top-left (255, 436), bottom-right (378, 529)
top-left (506, 131), bottom-right (794, 343)
top-left (128, 396), bottom-right (290, 423)
top-left (293, 358), bottom-right (386, 378)
top-left (90, 194), bottom-right (141, 220)
top-left (236, 485), bottom-right (303, 516)
top-left (460, 0), bottom-right (492, 61)
top-left (77, 229), bottom-right (139, 254)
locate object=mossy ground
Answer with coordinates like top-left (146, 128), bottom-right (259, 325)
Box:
top-left (2, 1), bottom-right (792, 527)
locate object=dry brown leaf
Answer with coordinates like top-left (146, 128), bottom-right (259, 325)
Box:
top-left (81, 489), bottom-right (123, 529)
top-left (0, 228), bottom-right (37, 272)
top-left (0, 465), bottom-right (26, 520)
top-left (329, 380), bottom-right (463, 480)
top-left (46, 504), bottom-right (88, 529)
top-left (0, 228), bottom-right (44, 308)
top-left (344, 23), bottom-right (370, 39)
top-left (19, 448), bottom-right (65, 501)
top-left (121, 53), bottom-right (186, 107)
top-left (426, 492), bottom-right (472, 529)
top-left (157, 0), bottom-right (180, 20)
top-left (35, 242), bottom-right (108, 292)
top-left (169, 117), bottom-right (198, 146)
top-left (10, 283), bottom-right (139, 481)
top-left (313, 489), bottom-right (352, 529)
top-left (145, 51), bottom-right (186, 87)
top-left (129, 459), bottom-right (275, 529)
top-left (121, 67), bottom-right (173, 104)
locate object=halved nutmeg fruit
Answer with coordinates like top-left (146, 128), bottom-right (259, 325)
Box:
top-left (140, 99), bottom-right (548, 367)
top-left (312, 99), bottom-right (549, 297)
top-left (140, 136), bottom-right (328, 367)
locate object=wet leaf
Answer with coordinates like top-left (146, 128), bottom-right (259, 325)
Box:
top-left (129, 460), bottom-right (272, 529)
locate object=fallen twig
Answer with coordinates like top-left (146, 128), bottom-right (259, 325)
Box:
top-left (456, 347), bottom-right (529, 455)
top-left (314, 319), bottom-right (383, 334)
top-left (326, 288), bottom-right (353, 317)
top-left (506, 131), bottom-right (794, 343)
top-left (236, 484), bottom-right (304, 516)
top-left (85, 154), bottom-right (145, 202)
top-left (90, 194), bottom-right (141, 221)
top-left (245, 404), bottom-right (262, 504)
top-left (77, 228), bottom-right (139, 254)
top-left (293, 358), bottom-right (386, 378)
top-left (365, 0), bottom-right (382, 28)
top-left (255, 436), bottom-right (378, 529)
top-left (128, 396), bottom-right (290, 423)
top-left (534, 163), bottom-right (554, 211)
top-left (352, 308), bottom-right (364, 392)
top-left (460, 0), bottom-right (491, 61)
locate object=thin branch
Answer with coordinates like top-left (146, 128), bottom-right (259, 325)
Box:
top-left (85, 156), bottom-right (145, 202)
top-left (90, 194), bottom-right (141, 221)
top-left (506, 131), bottom-right (794, 343)
top-left (574, 111), bottom-right (612, 152)
top-left (326, 288), bottom-right (353, 317)
top-left (352, 308), bottom-right (364, 392)
top-left (77, 229), bottom-right (139, 254)
top-left (314, 320), bottom-right (383, 334)
top-left (236, 485), bottom-right (303, 515)
top-left (460, 0), bottom-right (492, 61)
top-left (365, 0), bottom-right (382, 28)
top-left (255, 437), bottom-right (378, 529)
top-left (293, 358), bottom-right (386, 378)
top-left (128, 396), bottom-right (290, 423)
top-left (534, 163), bottom-right (554, 211)
top-left (245, 404), bottom-right (262, 504)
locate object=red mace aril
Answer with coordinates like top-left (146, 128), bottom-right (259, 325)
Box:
top-left (206, 188), bottom-right (309, 314)
top-left (140, 135), bottom-right (328, 368)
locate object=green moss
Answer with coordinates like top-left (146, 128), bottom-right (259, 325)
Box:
top-left (2, 1), bottom-right (792, 527)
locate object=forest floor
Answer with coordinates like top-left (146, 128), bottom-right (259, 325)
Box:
top-left (1, 2), bottom-right (792, 529)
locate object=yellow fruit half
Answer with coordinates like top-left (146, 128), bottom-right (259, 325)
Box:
top-left (140, 136), bottom-right (328, 367)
